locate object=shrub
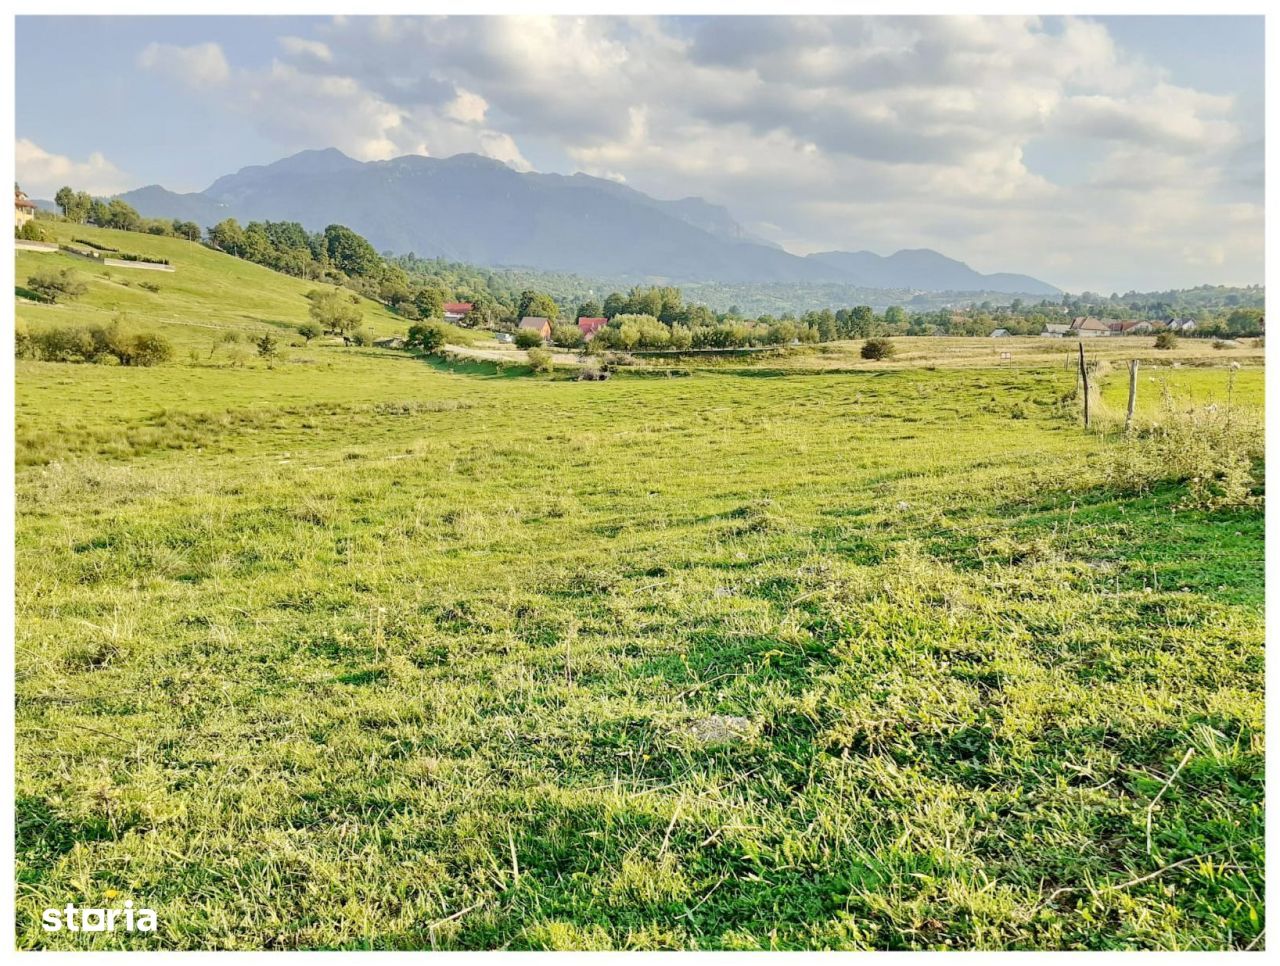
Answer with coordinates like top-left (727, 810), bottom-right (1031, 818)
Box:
top-left (138, 280), bottom-right (161, 293)
top-left (26, 268), bottom-right (88, 303)
top-left (129, 332), bottom-right (174, 367)
top-left (350, 328), bottom-right (374, 347)
top-left (257, 333), bottom-right (280, 361)
top-left (73, 237), bottom-right (119, 252)
top-left (861, 337), bottom-right (895, 360)
top-left (407, 322), bottom-right (449, 353)
top-left (17, 220), bottom-right (50, 242)
top-left (526, 347), bottom-right (554, 373)
top-left (16, 322), bottom-right (172, 366)
top-left (1103, 391), bottom-right (1262, 509)
top-left (1154, 330), bottom-right (1178, 350)
top-left (551, 324), bottom-right (584, 349)
top-left (515, 328), bottom-right (545, 349)
top-left (297, 321), bottom-right (323, 343)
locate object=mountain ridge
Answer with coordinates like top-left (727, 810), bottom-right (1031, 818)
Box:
top-left (115, 148), bottom-right (1060, 295)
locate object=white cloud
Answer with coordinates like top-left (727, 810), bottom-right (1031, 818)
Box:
top-left (137, 41), bottom-right (230, 86)
top-left (125, 15), bottom-right (1260, 290)
top-left (15, 139), bottom-right (133, 198)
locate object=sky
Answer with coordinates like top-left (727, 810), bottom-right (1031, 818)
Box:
top-left (15, 14), bottom-right (1265, 293)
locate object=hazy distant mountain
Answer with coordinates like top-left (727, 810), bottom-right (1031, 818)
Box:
top-left (118, 148), bottom-right (1058, 294)
top-left (804, 249), bottom-right (1058, 296)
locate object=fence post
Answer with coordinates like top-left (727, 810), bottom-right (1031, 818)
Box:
top-left (1125, 359), bottom-right (1139, 433)
top-left (1078, 341), bottom-right (1090, 428)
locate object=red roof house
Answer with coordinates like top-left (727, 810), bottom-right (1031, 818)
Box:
top-left (577, 316), bottom-right (608, 340)
top-left (443, 301), bottom-right (473, 321)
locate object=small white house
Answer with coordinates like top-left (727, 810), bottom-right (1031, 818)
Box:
top-left (990, 328), bottom-right (1011, 338)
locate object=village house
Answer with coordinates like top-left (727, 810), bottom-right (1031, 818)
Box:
top-left (15, 188), bottom-right (37, 229)
top-left (1040, 323), bottom-right (1071, 338)
top-left (1167, 318), bottom-right (1198, 333)
top-left (577, 316), bottom-right (608, 341)
top-left (519, 316), bottom-right (552, 341)
top-left (443, 301), bottom-right (473, 323)
top-left (1108, 320), bottom-right (1153, 335)
top-left (1069, 316), bottom-right (1111, 337)
top-left (989, 328), bottom-right (1011, 338)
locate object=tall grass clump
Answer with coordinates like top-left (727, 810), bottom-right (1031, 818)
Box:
top-left (1104, 378), bottom-right (1262, 508)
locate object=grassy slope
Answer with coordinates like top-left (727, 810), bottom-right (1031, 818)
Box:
top-left (12, 262), bottom-right (1264, 950)
top-left (15, 222), bottom-right (446, 351)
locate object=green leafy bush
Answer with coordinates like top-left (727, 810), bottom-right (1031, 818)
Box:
top-left (526, 347), bottom-right (554, 373)
top-left (25, 268), bottom-right (88, 303)
top-left (1154, 330), bottom-right (1178, 350)
top-left (407, 322), bottom-right (450, 353)
top-left (515, 328), bottom-right (545, 349)
top-left (861, 337), bottom-right (895, 360)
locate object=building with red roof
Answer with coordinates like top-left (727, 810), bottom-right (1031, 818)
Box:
top-left (578, 317), bottom-right (608, 341)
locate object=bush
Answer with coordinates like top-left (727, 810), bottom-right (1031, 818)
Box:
top-left (73, 237), bottom-right (119, 252)
top-left (16, 322), bottom-right (172, 366)
top-left (861, 337), bottom-right (895, 360)
top-left (407, 322), bottom-right (449, 353)
top-left (17, 221), bottom-right (50, 242)
top-left (551, 324), bottom-right (584, 349)
top-left (297, 321), bottom-right (323, 343)
top-left (129, 332), bottom-right (174, 367)
top-left (350, 328), bottom-right (374, 347)
top-left (26, 268), bottom-right (88, 303)
top-left (515, 328), bottom-right (545, 349)
top-left (1104, 397), bottom-right (1261, 509)
top-left (1154, 331), bottom-right (1178, 350)
top-left (526, 347), bottom-right (554, 373)
top-left (257, 333), bottom-right (279, 361)
top-left (138, 280), bottom-right (161, 293)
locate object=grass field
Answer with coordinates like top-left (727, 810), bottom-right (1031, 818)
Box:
top-left (12, 236), bottom-right (1265, 950)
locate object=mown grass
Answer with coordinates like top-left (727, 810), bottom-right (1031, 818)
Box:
top-left (14, 222), bottom-right (471, 353)
top-left (14, 338), bottom-right (1263, 949)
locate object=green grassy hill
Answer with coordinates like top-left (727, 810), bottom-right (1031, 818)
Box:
top-left (15, 222), bottom-right (439, 351)
top-left (12, 234), bottom-right (1265, 950)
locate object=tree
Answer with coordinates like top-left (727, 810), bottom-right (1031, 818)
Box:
top-left (26, 268), bottom-right (88, 303)
top-left (861, 337), bottom-right (895, 360)
top-left (883, 306), bottom-right (908, 330)
top-left (517, 289), bottom-right (559, 322)
top-left (575, 299), bottom-right (602, 320)
top-left (413, 286), bottom-right (445, 319)
top-left (602, 292), bottom-right (627, 319)
top-left (256, 333), bottom-right (280, 361)
top-left (407, 322), bottom-right (449, 353)
top-left (208, 218), bottom-right (247, 256)
top-left (323, 224), bottom-right (383, 278)
top-left (845, 305), bottom-right (875, 338)
top-left (297, 321), bottom-right (323, 343)
top-left (172, 220), bottom-right (202, 242)
top-left (308, 288), bottom-right (363, 338)
top-left (54, 186), bottom-right (75, 218)
top-left (551, 324), bottom-right (584, 348)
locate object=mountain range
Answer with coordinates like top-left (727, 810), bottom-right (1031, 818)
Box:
top-left (113, 148), bottom-right (1059, 295)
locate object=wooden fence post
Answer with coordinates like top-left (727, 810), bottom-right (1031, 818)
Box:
top-left (1125, 359), bottom-right (1139, 433)
top-left (1078, 341), bottom-right (1090, 428)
